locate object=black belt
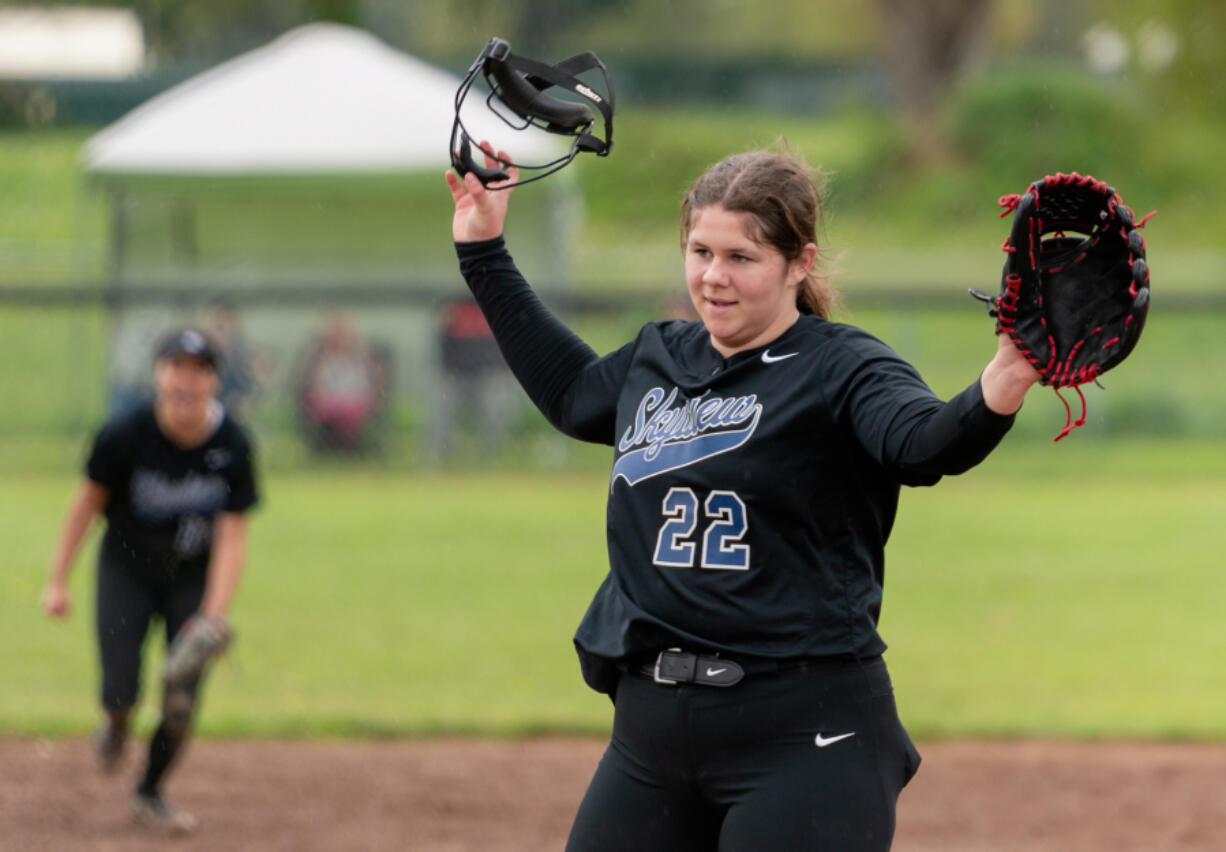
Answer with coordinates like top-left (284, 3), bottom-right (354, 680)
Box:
top-left (633, 649), bottom-right (876, 688)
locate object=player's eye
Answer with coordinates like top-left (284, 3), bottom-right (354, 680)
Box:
top-left (690, 247), bottom-right (712, 259)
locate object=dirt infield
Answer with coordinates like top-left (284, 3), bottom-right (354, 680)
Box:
top-left (3, 736), bottom-right (1224, 851)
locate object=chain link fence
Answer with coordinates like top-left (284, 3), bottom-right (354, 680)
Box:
top-left (4, 286), bottom-right (1225, 475)
top-left (0, 285), bottom-right (639, 473)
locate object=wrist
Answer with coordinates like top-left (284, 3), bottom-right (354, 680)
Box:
top-left (198, 602), bottom-right (224, 619)
top-left (981, 351), bottom-right (1040, 415)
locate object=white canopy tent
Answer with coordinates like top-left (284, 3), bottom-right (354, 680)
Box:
top-left (83, 22), bottom-right (562, 176)
top-left (81, 21), bottom-right (576, 292)
top-left (81, 23), bottom-right (578, 425)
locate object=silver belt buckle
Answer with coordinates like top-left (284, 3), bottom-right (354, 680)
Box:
top-left (653, 647), bottom-right (682, 685)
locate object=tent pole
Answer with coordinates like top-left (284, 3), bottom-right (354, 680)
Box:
top-left (106, 186), bottom-right (127, 293)
top-left (102, 186), bottom-right (127, 417)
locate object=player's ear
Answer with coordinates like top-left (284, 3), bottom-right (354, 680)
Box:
top-left (790, 242), bottom-right (819, 284)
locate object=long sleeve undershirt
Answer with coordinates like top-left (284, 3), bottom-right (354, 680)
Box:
top-left (457, 237), bottom-right (1014, 479)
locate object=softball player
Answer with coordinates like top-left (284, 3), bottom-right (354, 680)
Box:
top-left (445, 146), bottom-right (1040, 851)
top-left (42, 328), bottom-right (259, 834)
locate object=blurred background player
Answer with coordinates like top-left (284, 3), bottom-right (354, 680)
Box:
top-left (447, 145), bottom-right (1040, 850)
top-left (41, 327), bottom-right (260, 834)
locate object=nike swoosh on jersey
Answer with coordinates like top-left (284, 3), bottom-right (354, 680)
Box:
top-left (761, 349), bottom-right (798, 364)
top-left (814, 732), bottom-right (856, 748)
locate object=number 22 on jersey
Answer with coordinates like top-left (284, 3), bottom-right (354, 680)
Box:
top-left (652, 487), bottom-right (750, 571)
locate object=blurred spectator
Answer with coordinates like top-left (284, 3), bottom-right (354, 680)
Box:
top-left (200, 298), bottom-right (260, 417)
top-left (429, 299), bottom-right (517, 462)
top-left (296, 312), bottom-right (389, 453)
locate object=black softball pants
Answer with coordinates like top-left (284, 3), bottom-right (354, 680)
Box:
top-left (95, 553), bottom-right (205, 711)
top-left (565, 656), bottom-right (921, 852)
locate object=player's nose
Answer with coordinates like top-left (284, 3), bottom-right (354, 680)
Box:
top-left (702, 257), bottom-right (731, 285)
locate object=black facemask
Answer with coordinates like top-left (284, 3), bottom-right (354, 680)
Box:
top-left (450, 37), bottom-right (615, 190)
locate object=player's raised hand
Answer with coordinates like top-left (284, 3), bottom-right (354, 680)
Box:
top-left (445, 142), bottom-right (518, 243)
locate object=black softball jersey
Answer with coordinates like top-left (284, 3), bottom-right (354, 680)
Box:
top-left (86, 403), bottom-right (259, 581)
top-left (457, 238), bottom-right (1014, 692)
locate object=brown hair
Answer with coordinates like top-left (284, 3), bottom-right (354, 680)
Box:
top-left (679, 145), bottom-right (839, 319)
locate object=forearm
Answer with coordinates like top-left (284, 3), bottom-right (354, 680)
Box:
top-left (49, 482), bottom-right (107, 584)
top-left (200, 514), bottom-right (247, 618)
top-left (892, 334), bottom-right (1039, 476)
top-left (49, 514), bottom-right (90, 585)
top-left (456, 237), bottom-right (601, 431)
top-left (892, 380), bottom-right (1016, 476)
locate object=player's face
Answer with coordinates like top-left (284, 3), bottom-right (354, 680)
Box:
top-left (684, 205), bottom-right (815, 358)
top-left (154, 356), bottom-right (219, 437)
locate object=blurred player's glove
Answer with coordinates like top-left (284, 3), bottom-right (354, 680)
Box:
top-left (164, 614), bottom-right (232, 687)
top-left (972, 172), bottom-right (1152, 441)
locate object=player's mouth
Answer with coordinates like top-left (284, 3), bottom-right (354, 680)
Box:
top-left (166, 390), bottom-right (206, 413)
top-left (704, 295), bottom-right (737, 315)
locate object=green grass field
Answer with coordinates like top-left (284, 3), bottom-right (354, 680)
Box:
top-left (4, 438), bottom-right (1223, 741)
top-left (2, 105), bottom-right (1224, 745)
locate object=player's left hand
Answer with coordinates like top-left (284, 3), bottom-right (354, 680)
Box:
top-left (444, 141), bottom-right (518, 243)
top-left (981, 332), bottom-right (1042, 416)
top-left (164, 613), bottom-right (232, 687)
top-left (993, 331), bottom-right (1042, 379)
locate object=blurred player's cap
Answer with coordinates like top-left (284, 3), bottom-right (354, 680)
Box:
top-left (155, 327), bottom-right (221, 370)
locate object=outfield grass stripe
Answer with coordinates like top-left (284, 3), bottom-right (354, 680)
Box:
top-left (3, 451), bottom-right (1223, 739)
